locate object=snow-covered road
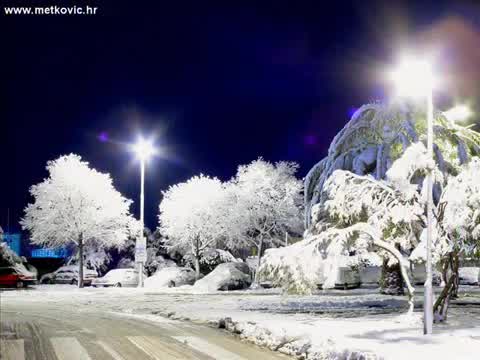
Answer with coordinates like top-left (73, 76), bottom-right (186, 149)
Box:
top-left (2, 285), bottom-right (480, 360)
top-left (0, 292), bottom-right (289, 360)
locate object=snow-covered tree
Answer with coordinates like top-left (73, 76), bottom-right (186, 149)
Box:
top-left (67, 246), bottom-right (112, 275)
top-left (226, 159), bottom-right (304, 284)
top-left (21, 154), bottom-right (134, 287)
top-left (262, 140), bottom-right (480, 317)
top-left (159, 175), bottom-right (230, 279)
top-left (260, 147), bottom-right (425, 309)
top-left (304, 101), bottom-right (480, 294)
top-left (432, 158), bottom-right (480, 320)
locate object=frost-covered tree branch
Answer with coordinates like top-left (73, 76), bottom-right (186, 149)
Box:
top-left (21, 154), bottom-right (134, 287)
top-left (225, 159), bottom-right (304, 284)
top-left (158, 175), bottom-right (230, 279)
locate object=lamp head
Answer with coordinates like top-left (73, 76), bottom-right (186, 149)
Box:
top-left (132, 138), bottom-right (156, 161)
top-left (389, 55), bottom-right (434, 98)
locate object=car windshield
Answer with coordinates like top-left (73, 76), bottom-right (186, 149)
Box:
top-left (105, 269), bottom-right (128, 278)
top-left (0, 268), bottom-right (15, 275)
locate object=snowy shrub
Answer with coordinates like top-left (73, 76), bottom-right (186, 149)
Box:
top-left (0, 242), bottom-right (22, 267)
top-left (183, 248), bottom-right (238, 274)
top-left (441, 157), bottom-right (480, 253)
top-left (145, 250), bottom-right (177, 275)
top-left (117, 257), bottom-right (135, 269)
top-left (68, 246), bottom-right (112, 275)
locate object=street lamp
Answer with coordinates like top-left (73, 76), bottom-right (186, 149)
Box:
top-left (132, 137), bottom-right (156, 288)
top-left (390, 55), bottom-right (435, 335)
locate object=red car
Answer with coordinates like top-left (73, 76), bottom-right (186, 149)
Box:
top-left (0, 266), bottom-right (36, 288)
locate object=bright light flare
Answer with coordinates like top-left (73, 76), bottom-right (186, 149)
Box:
top-left (444, 104), bottom-right (473, 122)
top-left (389, 55), bottom-right (435, 98)
top-left (132, 137), bottom-right (157, 161)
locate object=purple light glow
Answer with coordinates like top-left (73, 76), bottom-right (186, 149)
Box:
top-left (348, 107), bottom-right (358, 118)
top-left (98, 132), bottom-right (109, 142)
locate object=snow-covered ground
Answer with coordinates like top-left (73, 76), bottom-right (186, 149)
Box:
top-left (2, 285), bottom-right (480, 359)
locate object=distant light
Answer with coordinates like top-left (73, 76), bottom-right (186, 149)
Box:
top-left (444, 104), bottom-right (473, 123)
top-left (98, 132), bottom-right (109, 142)
top-left (389, 55), bottom-right (434, 98)
top-left (132, 137), bottom-right (157, 161)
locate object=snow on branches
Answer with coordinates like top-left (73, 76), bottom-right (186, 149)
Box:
top-left (440, 158), bottom-right (480, 255)
top-left (21, 154), bottom-right (134, 286)
top-left (226, 159), bottom-right (304, 283)
top-left (159, 175), bottom-right (229, 279)
top-left (158, 159), bottom-right (304, 282)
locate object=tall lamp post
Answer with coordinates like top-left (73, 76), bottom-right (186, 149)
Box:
top-left (132, 138), bottom-right (156, 288)
top-left (390, 56), bottom-right (435, 334)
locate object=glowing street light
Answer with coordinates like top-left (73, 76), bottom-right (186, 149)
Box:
top-left (444, 104), bottom-right (473, 123)
top-left (133, 138), bottom-right (156, 161)
top-left (132, 137), bottom-right (157, 288)
top-left (389, 54), bottom-right (435, 335)
top-left (389, 57), bottom-right (435, 98)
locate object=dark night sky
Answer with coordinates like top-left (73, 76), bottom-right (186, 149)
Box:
top-left (3, 1), bottom-right (480, 232)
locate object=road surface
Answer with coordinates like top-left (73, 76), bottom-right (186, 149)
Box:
top-left (0, 301), bottom-right (289, 360)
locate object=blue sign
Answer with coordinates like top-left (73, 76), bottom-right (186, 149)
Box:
top-left (31, 248), bottom-right (70, 259)
top-left (2, 233), bottom-right (21, 255)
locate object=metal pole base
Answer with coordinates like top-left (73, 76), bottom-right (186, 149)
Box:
top-left (424, 281), bottom-right (433, 334)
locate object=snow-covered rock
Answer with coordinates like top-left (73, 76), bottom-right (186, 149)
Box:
top-left (144, 267), bottom-right (196, 288)
top-left (458, 267), bottom-right (480, 285)
top-left (194, 262), bottom-right (252, 292)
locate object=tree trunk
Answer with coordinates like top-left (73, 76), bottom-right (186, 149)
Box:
top-left (253, 238), bottom-right (264, 285)
top-left (78, 235), bottom-right (84, 288)
top-left (451, 256), bottom-right (459, 299)
top-left (434, 253), bottom-right (459, 322)
top-left (340, 223), bottom-right (415, 313)
top-left (372, 238), bottom-right (415, 313)
top-left (380, 259), bottom-right (405, 296)
top-left (193, 236), bottom-right (201, 281)
top-left (194, 255), bottom-right (201, 281)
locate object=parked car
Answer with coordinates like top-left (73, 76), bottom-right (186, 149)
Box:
top-left (359, 266), bottom-right (381, 286)
top-left (40, 265), bottom-right (97, 285)
top-left (194, 262), bottom-right (252, 291)
top-left (144, 267), bottom-right (197, 288)
top-left (0, 266), bottom-right (36, 288)
top-left (459, 267), bottom-right (480, 285)
top-left (92, 268), bottom-right (141, 287)
top-left (318, 266), bottom-right (361, 290)
top-left (411, 263), bottom-right (441, 286)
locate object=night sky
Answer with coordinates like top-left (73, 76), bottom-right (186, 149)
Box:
top-left (3, 1), bottom-right (480, 232)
